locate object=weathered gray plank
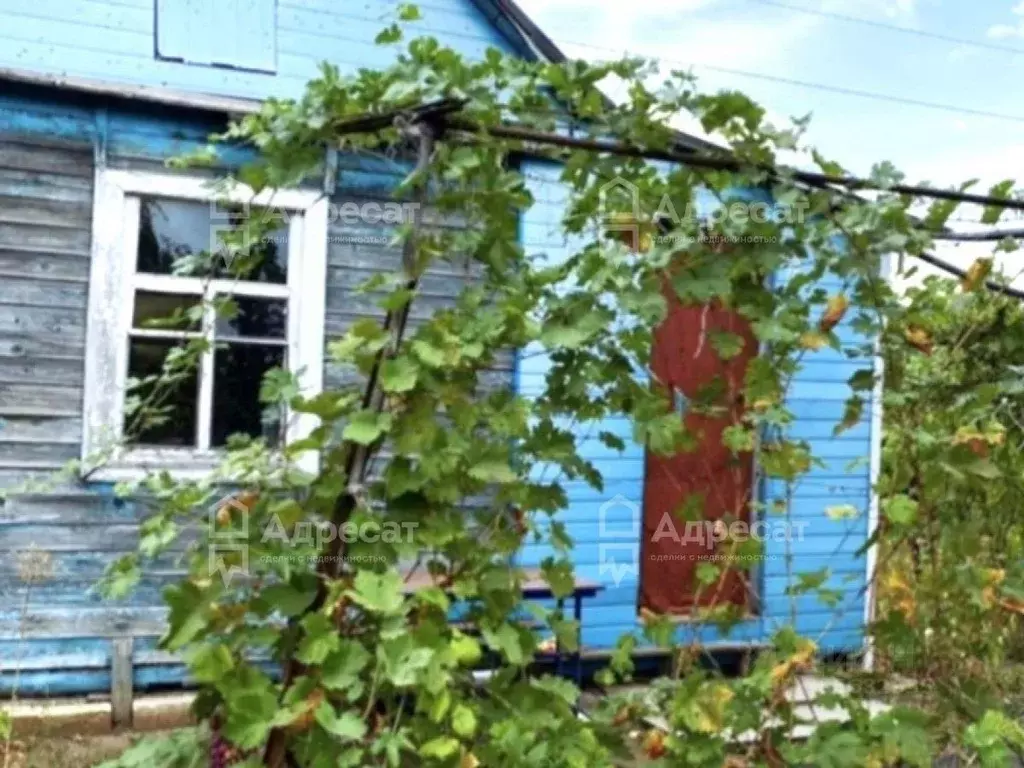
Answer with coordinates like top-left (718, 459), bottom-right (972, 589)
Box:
top-left (327, 240), bottom-right (473, 275)
top-left (0, 195), bottom-right (91, 229)
top-left (321, 326), bottom-right (514, 370)
top-left (326, 238), bottom-right (401, 269)
top-left (0, 523), bottom-right (199, 552)
top-left (0, 606), bottom-right (169, 639)
top-left (0, 223), bottom-right (91, 255)
top-left (0, 169), bottom-right (92, 204)
top-left (0, 579), bottom-right (170, 607)
top-left (0, 250), bottom-right (91, 282)
top-left (327, 267), bottom-right (475, 299)
top-left (0, 305), bottom-right (86, 344)
top-left (0, 523), bottom-right (142, 552)
top-left (324, 288), bottom-right (477, 320)
top-left (0, 491), bottom-right (122, 525)
top-left (0, 334), bottom-right (85, 359)
top-left (0, 382), bottom-right (83, 414)
top-left (0, 355), bottom-right (84, 386)
top-left (0, 441), bottom-right (79, 466)
top-left (0, 130), bottom-right (92, 152)
top-left (0, 651), bottom-right (110, 673)
top-left (0, 142), bottom-right (92, 177)
top-left (324, 293), bottom-right (468, 331)
top-left (0, 416), bottom-right (81, 445)
top-left (0, 467), bottom-right (88, 492)
top-left (0, 551), bottom-right (184, 581)
top-left (0, 416), bottom-right (81, 443)
top-left (0, 277), bottom-right (88, 308)
top-left (323, 362), bottom-right (513, 392)
top-left (328, 200), bottom-right (469, 231)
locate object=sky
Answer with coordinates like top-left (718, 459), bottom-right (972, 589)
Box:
top-left (513, 0), bottom-right (1024, 281)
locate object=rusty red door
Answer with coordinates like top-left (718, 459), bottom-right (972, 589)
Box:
top-left (640, 293), bottom-right (757, 616)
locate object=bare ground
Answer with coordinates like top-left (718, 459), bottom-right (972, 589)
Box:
top-left (2, 732), bottom-right (146, 768)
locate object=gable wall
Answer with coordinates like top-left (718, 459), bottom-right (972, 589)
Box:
top-left (0, 0), bottom-right (528, 102)
top-left (516, 159), bottom-right (876, 654)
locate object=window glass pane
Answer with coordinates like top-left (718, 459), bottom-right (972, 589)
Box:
top-left (137, 198), bottom-right (288, 283)
top-left (137, 198), bottom-right (212, 275)
top-left (215, 296), bottom-right (287, 340)
top-left (212, 203), bottom-right (289, 283)
top-left (222, 207), bottom-right (289, 284)
top-left (125, 339), bottom-right (199, 447)
top-left (212, 344), bottom-right (286, 447)
top-left (132, 291), bottom-right (202, 331)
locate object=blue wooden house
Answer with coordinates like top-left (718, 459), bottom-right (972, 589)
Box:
top-left (0, 0), bottom-right (881, 702)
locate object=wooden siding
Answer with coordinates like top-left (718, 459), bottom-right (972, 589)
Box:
top-left (0, 138), bottom-right (91, 470)
top-left (516, 160), bottom-right (875, 654)
top-left (0, 0), bottom-right (529, 103)
top-left (0, 90), bottom-right (514, 695)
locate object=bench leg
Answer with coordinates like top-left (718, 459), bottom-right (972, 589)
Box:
top-left (554, 597), bottom-right (565, 679)
top-left (573, 594), bottom-right (583, 687)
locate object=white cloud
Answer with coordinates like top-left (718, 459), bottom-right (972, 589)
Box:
top-left (948, 44), bottom-right (977, 62)
top-left (512, 0), bottom-right (826, 150)
top-left (987, 23), bottom-right (1019, 39)
top-left (518, 0), bottom-right (822, 79)
top-left (903, 141), bottom-right (1024, 188)
top-left (985, 1), bottom-right (1024, 39)
top-left (517, 0), bottom-right (930, 79)
top-left (824, 0), bottom-right (917, 20)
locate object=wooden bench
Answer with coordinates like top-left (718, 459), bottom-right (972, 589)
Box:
top-left (402, 568), bottom-right (604, 685)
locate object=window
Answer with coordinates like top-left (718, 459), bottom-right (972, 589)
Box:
top-left (83, 169), bottom-right (327, 479)
top-left (156, 0), bottom-right (277, 74)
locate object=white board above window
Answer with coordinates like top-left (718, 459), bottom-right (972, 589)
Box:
top-left (156, 0), bottom-right (277, 74)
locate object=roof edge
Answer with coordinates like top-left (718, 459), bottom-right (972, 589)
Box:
top-left (0, 66), bottom-right (261, 116)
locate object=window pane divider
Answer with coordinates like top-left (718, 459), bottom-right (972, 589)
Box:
top-left (213, 336), bottom-right (289, 347)
top-left (195, 284), bottom-right (216, 452)
top-left (133, 273), bottom-right (205, 295)
top-left (128, 328), bottom-right (204, 341)
top-left (210, 280), bottom-right (289, 299)
top-left (134, 273), bottom-right (289, 299)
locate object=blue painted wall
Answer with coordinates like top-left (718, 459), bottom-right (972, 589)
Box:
top-left (0, 0), bottom-right (531, 697)
top-left (0, 0), bottom-right (532, 100)
top-left (0, 82), bottom-right (521, 696)
top-left (516, 159), bottom-right (876, 654)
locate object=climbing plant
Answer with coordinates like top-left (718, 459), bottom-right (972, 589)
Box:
top-left (71, 5), bottom-right (1024, 766)
top-left (871, 266), bottom-right (1024, 748)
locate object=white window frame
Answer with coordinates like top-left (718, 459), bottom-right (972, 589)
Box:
top-left (82, 168), bottom-right (328, 481)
